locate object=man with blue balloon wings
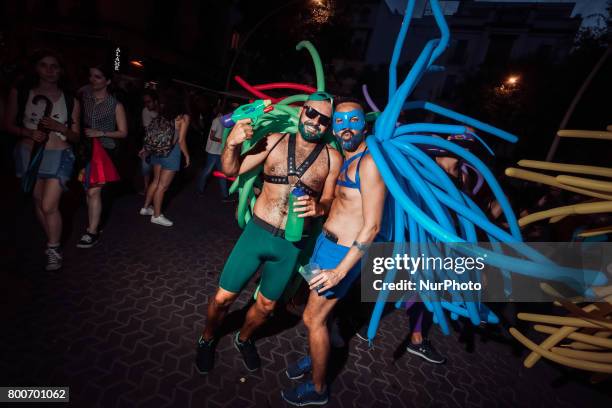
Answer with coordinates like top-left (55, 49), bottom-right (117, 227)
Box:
top-left (281, 98), bottom-right (387, 406)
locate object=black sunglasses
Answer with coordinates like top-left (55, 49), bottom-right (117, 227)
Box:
top-left (303, 106), bottom-right (331, 127)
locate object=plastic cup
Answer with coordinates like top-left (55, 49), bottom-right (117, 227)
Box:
top-left (298, 262), bottom-right (320, 282)
top-left (298, 263), bottom-right (325, 292)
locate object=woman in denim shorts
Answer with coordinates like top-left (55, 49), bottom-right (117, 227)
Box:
top-left (4, 50), bottom-right (81, 271)
top-left (139, 86), bottom-right (190, 227)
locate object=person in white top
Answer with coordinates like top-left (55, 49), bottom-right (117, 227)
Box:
top-left (196, 105), bottom-right (229, 199)
top-left (139, 90), bottom-right (159, 194)
top-left (3, 50), bottom-right (80, 271)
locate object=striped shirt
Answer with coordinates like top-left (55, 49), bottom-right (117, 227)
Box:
top-left (81, 87), bottom-right (118, 149)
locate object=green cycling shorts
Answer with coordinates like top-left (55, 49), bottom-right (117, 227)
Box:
top-left (219, 217), bottom-right (301, 301)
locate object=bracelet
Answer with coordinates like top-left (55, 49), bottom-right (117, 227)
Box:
top-left (352, 240), bottom-right (370, 252)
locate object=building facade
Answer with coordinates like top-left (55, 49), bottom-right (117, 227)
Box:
top-left (342, 0), bottom-right (581, 101)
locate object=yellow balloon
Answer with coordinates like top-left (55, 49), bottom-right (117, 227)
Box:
top-left (592, 285), bottom-right (612, 298)
top-left (510, 328), bottom-right (612, 373)
top-left (557, 129), bottom-right (612, 140)
top-left (557, 175), bottom-right (612, 192)
top-left (518, 312), bottom-right (612, 330)
top-left (577, 225), bottom-right (612, 238)
top-left (518, 201), bottom-right (612, 227)
top-left (517, 160), bottom-right (612, 178)
top-left (551, 347), bottom-right (612, 363)
top-left (565, 342), bottom-right (606, 351)
top-left (548, 214), bottom-right (568, 224)
top-left (533, 325), bottom-right (612, 349)
top-left (505, 168), bottom-right (612, 201)
top-left (521, 303), bottom-right (602, 368)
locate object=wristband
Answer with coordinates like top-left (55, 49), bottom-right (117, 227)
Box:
top-left (352, 240), bottom-right (370, 252)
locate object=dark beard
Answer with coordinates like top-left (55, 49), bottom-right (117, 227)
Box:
top-left (340, 130), bottom-right (352, 138)
top-left (299, 121), bottom-right (324, 142)
top-left (303, 121), bottom-right (321, 134)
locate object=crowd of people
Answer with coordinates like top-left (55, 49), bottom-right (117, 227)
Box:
top-left (2, 49), bottom-right (457, 406)
top-left (3, 50), bottom-right (235, 270)
top-left (3, 49), bottom-right (608, 407)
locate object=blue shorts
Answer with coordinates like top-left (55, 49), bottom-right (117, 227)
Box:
top-left (310, 232), bottom-right (361, 299)
top-left (150, 143), bottom-right (180, 171)
top-left (15, 145), bottom-right (75, 191)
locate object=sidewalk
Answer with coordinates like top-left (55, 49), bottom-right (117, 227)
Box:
top-left (2, 181), bottom-right (610, 407)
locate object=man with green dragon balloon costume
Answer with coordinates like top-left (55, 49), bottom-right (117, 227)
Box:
top-left (195, 92), bottom-right (343, 374)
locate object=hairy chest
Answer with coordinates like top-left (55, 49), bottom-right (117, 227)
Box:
top-left (265, 141), bottom-right (328, 193)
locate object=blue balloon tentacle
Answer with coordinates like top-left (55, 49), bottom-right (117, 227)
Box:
top-left (388, 0), bottom-right (418, 101)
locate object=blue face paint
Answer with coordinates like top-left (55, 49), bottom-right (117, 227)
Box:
top-left (333, 109), bottom-right (366, 151)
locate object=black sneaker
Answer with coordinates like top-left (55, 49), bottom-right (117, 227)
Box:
top-left (195, 336), bottom-right (216, 374)
top-left (76, 232), bottom-right (99, 249)
top-left (233, 332), bottom-right (261, 371)
top-left (45, 246), bottom-right (63, 271)
top-left (406, 340), bottom-right (446, 364)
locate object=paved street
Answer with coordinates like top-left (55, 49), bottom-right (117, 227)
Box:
top-left (2, 177), bottom-right (611, 408)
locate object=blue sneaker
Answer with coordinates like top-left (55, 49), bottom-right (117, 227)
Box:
top-left (281, 381), bottom-right (328, 406)
top-left (286, 355), bottom-right (312, 380)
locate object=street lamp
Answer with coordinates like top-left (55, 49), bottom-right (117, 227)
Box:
top-left (505, 75), bottom-right (519, 86)
top-left (494, 74), bottom-right (520, 95)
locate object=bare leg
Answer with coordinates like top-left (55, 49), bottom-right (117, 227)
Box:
top-left (86, 186), bottom-right (103, 234)
top-left (202, 287), bottom-right (239, 340)
top-left (143, 174), bottom-right (150, 194)
top-left (303, 291), bottom-right (338, 393)
top-left (32, 179), bottom-right (49, 238)
top-left (239, 292), bottom-right (276, 341)
top-left (153, 169), bottom-right (176, 217)
top-left (40, 179), bottom-right (63, 245)
top-left (144, 165), bottom-right (161, 209)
